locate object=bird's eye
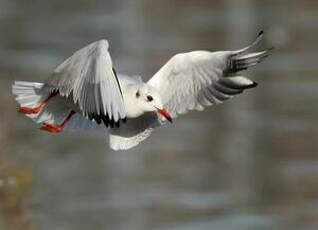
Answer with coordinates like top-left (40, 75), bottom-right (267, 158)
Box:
top-left (136, 91), bottom-right (140, 98)
top-left (147, 95), bottom-right (153, 102)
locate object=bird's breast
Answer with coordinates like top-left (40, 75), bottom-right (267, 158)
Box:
top-left (123, 99), bottom-right (144, 118)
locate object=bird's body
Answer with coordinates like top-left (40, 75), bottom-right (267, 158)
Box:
top-left (12, 31), bottom-right (272, 150)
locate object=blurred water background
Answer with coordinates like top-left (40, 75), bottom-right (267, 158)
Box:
top-left (1, 0), bottom-right (318, 229)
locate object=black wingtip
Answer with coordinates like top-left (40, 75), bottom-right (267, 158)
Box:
top-left (246, 81), bottom-right (258, 89)
top-left (257, 30), bottom-right (264, 37)
top-left (251, 81), bottom-right (258, 88)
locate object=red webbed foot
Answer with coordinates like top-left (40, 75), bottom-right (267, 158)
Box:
top-left (39, 111), bottom-right (76, 133)
top-left (18, 91), bottom-right (59, 115)
top-left (40, 123), bottom-right (63, 133)
top-left (18, 106), bottom-right (42, 114)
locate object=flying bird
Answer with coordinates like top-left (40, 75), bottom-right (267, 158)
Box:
top-left (12, 31), bottom-right (272, 150)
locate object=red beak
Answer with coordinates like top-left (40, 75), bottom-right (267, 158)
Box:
top-left (156, 108), bottom-right (173, 123)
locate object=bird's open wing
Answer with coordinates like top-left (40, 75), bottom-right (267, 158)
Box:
top-left (148, 31), bottom-right (271, 117)
top-left (45, 40), bottom-right (126, 125)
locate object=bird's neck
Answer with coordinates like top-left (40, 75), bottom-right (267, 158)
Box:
top-left (122, 84), bottom-right (145, 118)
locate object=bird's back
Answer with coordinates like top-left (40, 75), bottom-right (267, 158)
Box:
top-left (117, 74), bottom-right (143, 87)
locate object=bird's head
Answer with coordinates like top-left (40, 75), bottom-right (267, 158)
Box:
top-left (134, 84), bottom-right (172, 123)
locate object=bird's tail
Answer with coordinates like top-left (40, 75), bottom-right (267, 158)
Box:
top-left (12, 80), bottom-right (69, 123)
top-left (12, 81), bottom-right (48, 115)
top-left (12, 81), bottom-right (103, 132)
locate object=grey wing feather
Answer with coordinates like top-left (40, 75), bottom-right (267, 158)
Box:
top-left (148, 31), bottom-right (271, 117)
top-left (45, 40), bottom-right (126, 123)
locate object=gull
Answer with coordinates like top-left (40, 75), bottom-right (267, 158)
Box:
top-left (12, 31), bottom-right (272, 150)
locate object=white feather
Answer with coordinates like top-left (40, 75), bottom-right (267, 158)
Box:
top-left (46, 40), bottom-right (126, 121)
top-left (147, 33), bottom-right (269, 117)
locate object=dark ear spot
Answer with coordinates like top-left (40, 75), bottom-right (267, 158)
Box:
top-left (147, 95), bottom-right (153, 102)
top-left (136, 90), bottom-right (140, 98)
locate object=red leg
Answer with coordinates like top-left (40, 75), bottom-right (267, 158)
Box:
top-left (40, 111), bottom-right (76, 133)
top-left (18, 91), bottom-right (59, 115)
top-left (18, 106), bottom-right (43, 114)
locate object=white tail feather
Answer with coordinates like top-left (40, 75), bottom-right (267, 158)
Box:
top-left (12, 81), bottom-right (47, 107)
top-left (12, 81), bottom-right (104, 132)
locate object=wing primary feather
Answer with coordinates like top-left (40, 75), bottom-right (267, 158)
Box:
top-left (101, 114), bottom-right (110, 127)
top-left (220, 77), bottom-right (257, 90)
top-left (46, 40), bottom-right (126, 123)
top-left (112, 67), bottom-right (123, 97)
top-left (233, 30), bottom-right (264, 55)
top-left (208, 86), bottom-right (231, 101)
top-left (214, 82), bottom-right (243, 95)
top-left (226, 48), bottom-right (271, 74)
top-left (109, 119), bottom-right (115, 128)
top-left (203, 89), bottom-right (220, 104)
top-left (197, 91), bottom-right (213, 106)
